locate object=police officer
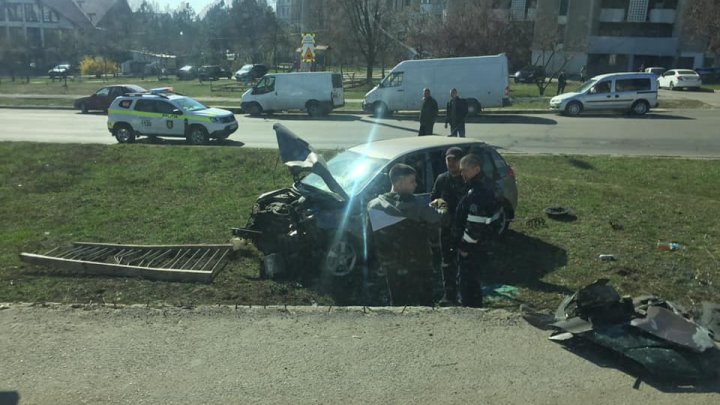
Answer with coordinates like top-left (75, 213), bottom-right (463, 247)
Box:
top-left (367, 164), bottom-right (442, 306)
top-left (430, 147), bottom-right (468, 305)
top-left (451, 154), bottom-right (500, 307)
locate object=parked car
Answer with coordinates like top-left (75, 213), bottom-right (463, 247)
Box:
top-left (657, 69), bottom-right (702, 90)
top-left (176, 65), bottom-right (197, 80)
top-left (643, 67), bottom-right (666, 77)
top-left (241, 72), bottom-right (345, 116)
top-left (107, 90), bottom-right (238, 144)
top-left (74, 84), bottom-right (147, 114)
top-left (693, 67), bottom-right (720, 84)
top-left (234, 64), bottom-right (268, 82)
top-left (198, 65), bottom-right (231, 81)
top-left (513, 65), bottom-right (546, 83)
top-left (233, 124), bottom-right (518, 281)
top-left (48, 64), bottom-right (71, 79)
top-left (550, 72), bottom-right (658, 116)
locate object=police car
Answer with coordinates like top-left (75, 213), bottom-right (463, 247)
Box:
top-left (106, 88), bottom-right (238, 144)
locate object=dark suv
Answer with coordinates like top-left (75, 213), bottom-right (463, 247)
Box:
top-left (198, 65), bottom-right (231, 81)
top-left (234, 124), bottom-right (518, 283)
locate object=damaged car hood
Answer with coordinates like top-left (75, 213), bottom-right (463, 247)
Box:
top-left (274, 124), bottom-right (349, 201)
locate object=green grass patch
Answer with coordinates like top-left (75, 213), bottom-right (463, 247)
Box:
top-left (0, 97), bottom-right (73, 108)
top-left (1, 144), bottom-right (719, 310)
top-left (509, 81), bottom-right (582, 98)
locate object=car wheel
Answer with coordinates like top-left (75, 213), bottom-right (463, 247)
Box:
top-left (113, 124), bottom-right (135, 144)
top-left (246, 102), bottom-right (263, 116)
top-left (565, 101), bottom-right (582, 116)
top-left (80, 103), bottom-right (88, 114)
top-left (373, 102), bottom-right (389, 118)
top-left (631, 100), bottom-right (649, 115)
top-left (186, 125), bottom-right (209, 145)
top-left (306, 100), bottom-right (322, 117)
top-left (323, 236), bottom-right (358, 278)
top-left (467, 99), bottom-right (481, 117)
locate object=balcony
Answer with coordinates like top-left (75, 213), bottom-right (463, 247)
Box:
top-left (587, 36), bottom-right (678, 56)
top-left (649, 8), bottom-right (676, 23)
top-left (599, 8), bottom-right (626, 22)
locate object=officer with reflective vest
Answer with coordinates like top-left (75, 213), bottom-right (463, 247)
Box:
top-left (451, 153), bottom-right (501, 307)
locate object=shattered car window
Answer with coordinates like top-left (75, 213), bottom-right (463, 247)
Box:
top-left (300, 151), bottom-right (388, 196)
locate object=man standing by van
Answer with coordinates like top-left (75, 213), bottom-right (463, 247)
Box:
top-left (557, 71), bottom-right (567, 95)
top-left (418, 88), bottom-right (438, 136)
top-left (445, 88), bottom-right (468, 137)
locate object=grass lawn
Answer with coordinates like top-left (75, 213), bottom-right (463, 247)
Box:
top-left (509, 81), bottom-right (582, 98)
top-left (1, 143), bottom-right (718, 311)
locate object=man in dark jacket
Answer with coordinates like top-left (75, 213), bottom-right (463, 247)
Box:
top-left (419, 88), bottom-right (439, 136)
top-left (367, 164), bottom-right (442, 306)
top-left (445, 88), bottom-right (468, 137)
top-left (430, 147), bottom-right (468, 305)
top-left (451, 154), bottom-right (501, 307)
top-left (557, 70), bottom-right (567, 95)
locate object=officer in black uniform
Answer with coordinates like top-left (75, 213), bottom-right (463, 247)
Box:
top-left (367, 164), bottom-right (442, 306)
top-left (430, 147), bottom-right (468, 305)
top-left (451, 154), bottom-right (500, 307)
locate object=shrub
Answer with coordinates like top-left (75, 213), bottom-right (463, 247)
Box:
top-left (79, 56), bottom-right (119, 77)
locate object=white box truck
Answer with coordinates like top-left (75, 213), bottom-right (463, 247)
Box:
top-left (241, 72), bottom-right (345, 116)
top-left (362, 54), bottom-right (509, 116)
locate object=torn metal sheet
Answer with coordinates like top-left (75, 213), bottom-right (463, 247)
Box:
top-left (630, 306), bottom-right (715, 353)
top-left (551, 317), bottom-right (594, 335)
top-left (481, 284), bottom-right (519, 302)
top-left (20, 242), bottom-right (233, 283)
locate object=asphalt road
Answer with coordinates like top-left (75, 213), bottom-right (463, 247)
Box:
top-left (1, 108), bottom-right (719, 157)
top-left (1, 304), bottom-right (718, 405)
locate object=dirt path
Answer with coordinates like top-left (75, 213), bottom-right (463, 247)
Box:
top-left (0, 304), bottom-right (717, 404)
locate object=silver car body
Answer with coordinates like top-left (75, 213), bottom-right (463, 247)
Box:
top-left (550, 72), bottom-right (658, 115)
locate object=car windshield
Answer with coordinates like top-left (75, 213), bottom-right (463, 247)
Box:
top-left (239, 65), bottom-right (253, 72)
top-left (300, 151), bottom-right (389, 196)
top-left (677, 70), bottom-right (696, 75)
top-left (577, 79), bottom-right (597, 93)
top-left (173, 97), bottom-right (207, 112)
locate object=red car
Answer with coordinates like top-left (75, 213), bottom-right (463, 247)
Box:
top-left (74, 85), bottom-right (147, 114)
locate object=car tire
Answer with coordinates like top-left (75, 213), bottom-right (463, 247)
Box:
top-left (186, 125), bottom-right (209, 145)
top-left (373, 102), bottom-right (390, 118)
top-left (80, 103), bottom-right (88, 114)
top-left (306, 100), bottom-right (322, 117)
top-left (322, 235), bottom-right (359, 278)
top-left (246, 102), bottom-right (263, 116)
top-left (113, 124), bottom-right (135, 144)
top-left (467, 99), bottom-right (481, 117)
top-left (631, 100), bottom-right (649, 115)
top-left (565, 101), bottom-right (582, 116)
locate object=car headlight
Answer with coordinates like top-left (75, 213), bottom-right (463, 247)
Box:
top-left (210, 117), bottom-right (220, 123)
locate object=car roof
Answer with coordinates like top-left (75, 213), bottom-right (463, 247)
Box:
top-left (591, 72), bottom-right (656, 81)
top-left (348, 135), bottom-right (489, 160)
top-left (119, 93), bottom-right (184, 101)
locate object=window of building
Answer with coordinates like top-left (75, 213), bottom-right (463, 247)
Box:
top-left (7, 3), bottom-right (22, 22)
top-left (0, 5), bottom-right (5, 21)
top-left (627, 0), bottom-right (649, 21)
top-left (43, 7), bottom-right (60, 23)
top-left (559, 0), bottom-right (569, 16)
top-left (602, 0), bottom-right (629, 8)
top-left (24, 4), bottom-right (39, 22)
top-left (493, 0), bottom-right (512, 8)
top-left (598, 22), bottom-right (673, 37)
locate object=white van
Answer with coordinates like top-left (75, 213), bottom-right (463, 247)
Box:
top-left (362, 55), bottom-right (509, 116)
top-left (241, 72), bottom-right (345, 116)
top-left (550, 72), bottom-right (658, 116)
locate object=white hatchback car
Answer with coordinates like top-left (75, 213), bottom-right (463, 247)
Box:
top-left (657, 69), bottom-right (702, 90)
top-left (550, 72), bottom-right (658, 116)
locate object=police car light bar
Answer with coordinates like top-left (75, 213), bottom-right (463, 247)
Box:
top-left (150, 87), bottom-right (174, 94)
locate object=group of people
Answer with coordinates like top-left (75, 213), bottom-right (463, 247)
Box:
top-left (367, 147), bottom-right (501, 307)
top-left (418, 88), bottom-right (469, 137)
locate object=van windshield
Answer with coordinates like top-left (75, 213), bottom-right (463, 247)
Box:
top-left (300, 151), bottom-right (389, 196)
top-left (577, 79), bottom-right (597, 93)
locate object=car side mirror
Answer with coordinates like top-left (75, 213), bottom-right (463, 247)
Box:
top-left (172, 109), bottom-right (182, 115)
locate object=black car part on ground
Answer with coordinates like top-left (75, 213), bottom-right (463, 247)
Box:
top-left (546, 279), bottom-right (719, 382)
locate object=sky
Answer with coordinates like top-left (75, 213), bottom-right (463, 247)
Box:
top-left (128, 0), bottom-right (276, 13)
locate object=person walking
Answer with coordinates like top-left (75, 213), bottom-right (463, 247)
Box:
top-left (445, 88), bottom-right (468, 137)
top-left (556, 70), bottom-right (567, 95)
top-left (418, 88), bottom-right (439, 136)
top-left (367, 164), bottom-right (442, 306)
top-left (430, 147), bottom-right (469, 305)
top-left (450, 154), bottom-right (501, 307)
top-left (580, 65), bottom-right (587, 82)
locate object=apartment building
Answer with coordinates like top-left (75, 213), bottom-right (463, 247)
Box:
top-left (0, 0), bottom-right (130, 48)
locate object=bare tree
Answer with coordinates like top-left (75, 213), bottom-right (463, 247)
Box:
top-left (684, 0), bottom-right (720, 64)
top-left (335, 0), bottom-right (390, 82)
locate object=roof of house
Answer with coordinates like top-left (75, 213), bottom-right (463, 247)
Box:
top-left (42, 0), bottom-right (130, 29)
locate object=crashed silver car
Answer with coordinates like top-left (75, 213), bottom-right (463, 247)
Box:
top-left (234, 124), bottom-right (518, 281)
